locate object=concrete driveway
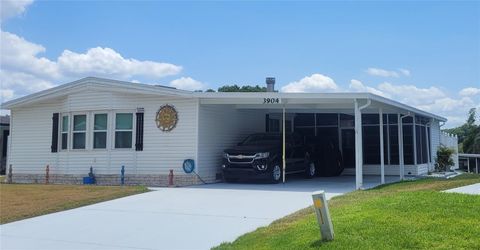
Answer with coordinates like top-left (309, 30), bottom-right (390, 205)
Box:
top-left (1, 175), bottom-right (397, 250)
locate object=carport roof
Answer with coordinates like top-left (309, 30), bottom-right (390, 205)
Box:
top-left (1, 76), bottom-right (446, 122)
top-left (194, 92), bottom-right (447, 122)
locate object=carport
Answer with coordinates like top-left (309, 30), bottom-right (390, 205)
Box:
top-left (195, 87), bottom-right (446, 190)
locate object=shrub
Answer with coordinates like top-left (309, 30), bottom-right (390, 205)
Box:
top-left (435, 145), bottom-right (455, 172)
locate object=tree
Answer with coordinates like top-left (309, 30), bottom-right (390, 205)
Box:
top-left (444, 107), bottom-right (480, 154)
top-left (218, 84), bottom-right (267, 92)
top-left (435, 145), bottom-right (455, 172)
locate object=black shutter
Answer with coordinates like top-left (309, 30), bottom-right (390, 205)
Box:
top-left (135, 112), bottom-right (144, 151)
top-left (51, 113), bottom-right (59, 153)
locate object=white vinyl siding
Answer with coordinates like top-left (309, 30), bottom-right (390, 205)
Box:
top-left (8, 90), bottom-right (197, 177)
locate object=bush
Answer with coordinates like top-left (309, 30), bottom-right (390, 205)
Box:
top-left (435, 145), bottom-right (455, 172)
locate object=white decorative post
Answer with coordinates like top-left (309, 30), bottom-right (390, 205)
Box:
top-left (312, 191), bottom-right (334, 241)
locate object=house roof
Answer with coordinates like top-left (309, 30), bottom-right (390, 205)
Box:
top-left (1, 76), bottom-right (447, 122)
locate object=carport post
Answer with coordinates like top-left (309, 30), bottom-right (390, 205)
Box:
top-left (476, 158), bottom-right (478, 174)
top-left (282, 105), bottom-right (286, 184)
top-left (379, 108), bottom-right (385, 184)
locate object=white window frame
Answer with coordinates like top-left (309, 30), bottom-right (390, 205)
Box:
top-left (92, 112), bottom-right (109, 150)
top-left (60, 114), bottom-right (70, 151)
top-left (113, 111), bottom-right (135, 150)
top-left (72, 113), bottom-right (88, 150)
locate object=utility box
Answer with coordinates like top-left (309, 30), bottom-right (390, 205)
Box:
top-left (312, 190), bottom-right (334, 241)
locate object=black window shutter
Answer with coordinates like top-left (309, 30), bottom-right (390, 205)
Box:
top-left (135, 112), bottom-right (144, 151)
top-left (51, 113), bottom-right (59, 153)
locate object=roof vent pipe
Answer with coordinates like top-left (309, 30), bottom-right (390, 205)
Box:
top-left (266, 77), bottom-right (275, 92)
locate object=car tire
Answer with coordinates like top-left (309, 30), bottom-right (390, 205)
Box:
top-left (270, 164), bottom-right (282, 184)
top-left (305, 161), bottom-right (316, 178)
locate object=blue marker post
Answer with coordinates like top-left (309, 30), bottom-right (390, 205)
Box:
top-left (121, 165), bottom-right (125, 185)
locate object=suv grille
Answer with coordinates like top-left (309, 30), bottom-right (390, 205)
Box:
top-left (227, 154), bottom-right (255, 164)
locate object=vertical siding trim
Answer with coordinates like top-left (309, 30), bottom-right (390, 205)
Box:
top-left (194, 98), bottom-right (200, 175)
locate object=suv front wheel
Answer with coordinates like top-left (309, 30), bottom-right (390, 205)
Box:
top-left (271, 164), bottom-right (282, 183)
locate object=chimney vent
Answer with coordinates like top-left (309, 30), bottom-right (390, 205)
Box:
top-left (266, 77), bottom-right (275, 92)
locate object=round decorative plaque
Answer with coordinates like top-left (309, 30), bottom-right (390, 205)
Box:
top-left (155, 104), bottom-right (178, 132)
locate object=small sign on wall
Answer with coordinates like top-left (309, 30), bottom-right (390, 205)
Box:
top-left (263, 98), bottom-right (281, 104)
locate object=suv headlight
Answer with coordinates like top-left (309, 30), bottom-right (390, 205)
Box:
top-left (255, 152), bottom-right (270, 159)
top-left (223, 153), bottom-right (229, 159)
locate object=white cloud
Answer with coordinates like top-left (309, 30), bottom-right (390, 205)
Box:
top-left (0, 0), bottom-right (33, 21)
top-left (1, 30), bottom-right (60, 79)
top-left (366, 67), bottom-right (411, 78)
top-left (398, 68), bottom-right (410, 77)
top-left (58, 47), bottom-right (181, 79)
top-left (366, 68), bottom-right (399, 77)
top-left (459, 87), bottom-right (480, 96)
top-left (281, 74), bottom-right (338, 93)
top-left (374, 82), bottom-right (478, 127)
top-left (349, 79), bottom-right (389, 97)
top-left (0, 33), bottom-right (183, 103)
top-left (170, 77), bottom-right (205, 91)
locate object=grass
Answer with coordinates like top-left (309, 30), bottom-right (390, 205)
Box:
top-left (0, 183), bottom-right (148, 224)
top-left (214, 174), bottom-right (480, 250)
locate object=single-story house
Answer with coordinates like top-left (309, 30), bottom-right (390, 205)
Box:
top-left (1, 77), bottom-right (458, 189)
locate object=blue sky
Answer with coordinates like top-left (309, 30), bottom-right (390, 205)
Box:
top-left (1, 0), bottom-right (479, 127)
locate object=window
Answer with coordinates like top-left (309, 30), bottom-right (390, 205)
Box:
top-left (403, 124), bottom-right (414, 164)
top-left (316, 114), bottom-right (338, 126)
top-left (115, 113), bottom-right (133, 148)
top-left (61, 115), bottom-right (69, 150)
top-left (389, 125), bottom-right (399, 164)
top-left (363, 125), bottom-right (380, 164)
top-left (73, 114), bottom-right (86, 149)
top-left (93, 114), bottom-right (108, 149)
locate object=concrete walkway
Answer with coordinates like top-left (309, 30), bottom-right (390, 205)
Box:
top-left (1, 175), bottom-right (398, 250)
top-left (444, 183), bottom-right (480, 195)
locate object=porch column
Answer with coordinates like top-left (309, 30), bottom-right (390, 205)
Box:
top-left (476, 158), bottom-right (478, 174)
top-left (354, 100), bottom-right (362, 189)
top-left (379, 108), bottom-right (385, 184)
top-left (398, 114), bottom-right (405, 180)
top-left (467, 158), bottom-right (470, 173)
top-left (282, 105), bottom-right (286, 183)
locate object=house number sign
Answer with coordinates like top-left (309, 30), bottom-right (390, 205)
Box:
top-left (263, 98), bottom-right (281, 104)
top-left (156, 104), bottom-right (178, 132)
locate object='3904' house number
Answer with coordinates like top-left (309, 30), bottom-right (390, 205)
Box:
top-left (263, 98), bottom-right (281, 104)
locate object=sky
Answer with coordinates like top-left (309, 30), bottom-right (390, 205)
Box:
top-left (0, 0), bottom-right (479, 128)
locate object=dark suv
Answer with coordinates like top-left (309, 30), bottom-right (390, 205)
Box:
top-left (222, 133), bottom-right (316, 183)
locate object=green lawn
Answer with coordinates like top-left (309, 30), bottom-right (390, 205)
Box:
top-left (214, 174), bottom-right (480, 250)
top-left (1, 183), bottom-right (148, 224)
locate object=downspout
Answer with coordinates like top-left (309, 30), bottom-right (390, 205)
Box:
top-left (354, 98), bottom-right (371, 190)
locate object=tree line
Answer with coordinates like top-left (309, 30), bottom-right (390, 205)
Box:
top-left (444, 108), bottom-right (480, 154)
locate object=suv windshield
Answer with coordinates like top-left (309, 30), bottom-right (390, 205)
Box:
top-left (240, 134), bottom-right (281, 146)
